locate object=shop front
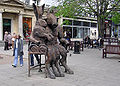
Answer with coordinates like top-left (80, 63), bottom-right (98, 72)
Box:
top-left (0, 0), bottom-right (35, 41)
top-left (23, 17), bottom-right (32, 40)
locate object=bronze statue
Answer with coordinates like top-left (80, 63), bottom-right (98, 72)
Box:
top-left (46, 10), bottom-right (74, 74)
top-left (29, 3), bottom-right (73, 79)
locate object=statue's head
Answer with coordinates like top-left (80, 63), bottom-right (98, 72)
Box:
top-left (46, 9), bottom-right (58, 29)
top-left (36, 19), bottom-right (47, 28)
top-left (33, 3), bottom-right (45, 20)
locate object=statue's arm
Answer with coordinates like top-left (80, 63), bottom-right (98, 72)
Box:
top-left (33, 29), bottom-right (53, 41)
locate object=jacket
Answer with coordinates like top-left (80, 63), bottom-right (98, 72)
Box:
top-left (13, 38), bottom-right (23, 56)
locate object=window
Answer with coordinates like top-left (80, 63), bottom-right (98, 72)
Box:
top-left (83, 28), bottom-right (90, 38)
top-left (63, 26), bottom-right (72, 38)
top-left (73, 21), bottom-right (81, 26)
top-left (73, 27), bottom-right (83, 38)
top-left (83, 22), bottom-right (90, 26)
top-left (91, 23), bottom-right (97, 27)
top-left (63, 19), bottom-right (72, 25)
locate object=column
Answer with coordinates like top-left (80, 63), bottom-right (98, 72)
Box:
top-left (0, 12), bottom-right (3, 41)
top-left (18, 14), bottom-right (23, 38)
top-left (72, 20), bottom-right (73, 38)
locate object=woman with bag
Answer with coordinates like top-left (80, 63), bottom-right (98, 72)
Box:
top-left (12, 34), bottom-right (24, 67)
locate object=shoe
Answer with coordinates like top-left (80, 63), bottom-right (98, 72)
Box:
top-left (12, 65), bottom-right (16, 68)
top-left (30, 64), bottom-right (34, 66)
top-left (20, 64), bottom-right (23, 67)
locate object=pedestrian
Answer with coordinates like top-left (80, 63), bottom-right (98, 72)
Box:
top-left (12, 33), bottom-right (16, 49)
top-left (12, 34), bottom-right (24, 67)
top-left (8, 32), bottom-right (12, 49)
top-left (4, 31), bottom-right (9, 50)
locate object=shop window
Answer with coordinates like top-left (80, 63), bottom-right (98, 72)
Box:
top-left (73, 27), bottom-right (83, 38)
top-left (63, 26), bottom-right (72, 38)
top-left (63, 19), bottom-right (72, 25)
top-left (73, 21), bottom-right (81, 26)
top-left (83, 28), bottom-right (90, 38)
top-left (83, 22), bottom-right (90, 26)
top-left (23, 17), bottom-right (32, 40)
top-left (91, 23), bottom-right (97, 27)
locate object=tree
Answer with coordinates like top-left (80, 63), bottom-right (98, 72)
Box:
top-left (111, 11), bottom-right (120, 24)
top-left (56, 0), bottom-right (120, 37)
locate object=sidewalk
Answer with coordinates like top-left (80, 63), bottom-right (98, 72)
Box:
top-left (0, 46), bottom-right (120, 86)
top-left (0, 44), bottom-right (28, 64)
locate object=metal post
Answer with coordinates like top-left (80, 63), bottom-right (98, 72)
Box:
top-left (28, 52), bottom-right (30, 77)
top-left (72, 20), bottom-right (73, 38)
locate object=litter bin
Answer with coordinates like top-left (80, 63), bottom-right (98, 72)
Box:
top-left (74, 41), bottom-right (80, 54)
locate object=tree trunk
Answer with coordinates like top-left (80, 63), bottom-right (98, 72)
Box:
top-left (97, 16), bottom-right (105, 38)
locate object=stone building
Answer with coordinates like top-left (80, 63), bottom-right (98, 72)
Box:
top-left (0, 0), bottom-right (36, 41)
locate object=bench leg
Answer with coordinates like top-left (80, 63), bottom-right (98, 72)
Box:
top-left (103, 50), bottom-right (104, 58)
top-left (28, 53), bottom-right (30, 77)
top-left (38, 55), bottom-right (42, 72)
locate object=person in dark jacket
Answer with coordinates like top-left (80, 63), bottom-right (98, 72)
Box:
top-left (12, 34), bottom-right (24, 67)
top-left (4, 31), bottom-right (9, 50)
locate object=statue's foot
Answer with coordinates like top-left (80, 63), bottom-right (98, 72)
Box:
top-left (67, 70), bottom-right (74, 74)
top-left (54, 73), bottom-right (61, 77)
top-left (49, 74), bottom-right (56, 79)
top-left (60, 73), bottom-right (65, 77)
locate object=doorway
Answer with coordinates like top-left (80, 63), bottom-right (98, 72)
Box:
top-left (3, 19), bottom-right (11, 39)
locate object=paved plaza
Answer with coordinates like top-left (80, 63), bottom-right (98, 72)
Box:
top-left (0, 45), bottom-right (120, 86)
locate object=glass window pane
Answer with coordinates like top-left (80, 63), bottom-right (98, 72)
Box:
top-left (83, 22), bottom-right (90, 26)
top-left (73, 27), bottom-right (83, 38)
top-left (73, 21), bottom-right (81, 26)
top-left (91, 23), bottom-right (97, 27)
top-left (63, 26), bottom-right (72, 38)
top-left (83, 28), bottom-right (90, 38)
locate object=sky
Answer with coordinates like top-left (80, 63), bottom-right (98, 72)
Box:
top-left (39, 0), bottom-right (59, 7)
top-left (20, 0), bottom-right (60, 7)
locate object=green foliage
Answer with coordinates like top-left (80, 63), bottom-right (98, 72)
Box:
top-left (111, 12), bottom-right (120, 24)
top-left (63, 20), bottom-right (71, 25)
top-left (56, 0), bottom-right (120, 36)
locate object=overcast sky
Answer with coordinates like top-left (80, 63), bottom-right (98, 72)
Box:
top-left (40, 0), bottom-right (59, 7)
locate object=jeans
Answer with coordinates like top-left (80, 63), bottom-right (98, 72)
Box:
top-left (30, 54), bottom-right (34, 65)
top-left (4, 42), bottom-right (9, 50)
top-left (13, 48), bottom-right (23, 66)
top-left (30, 54), bottom-right (40, 66)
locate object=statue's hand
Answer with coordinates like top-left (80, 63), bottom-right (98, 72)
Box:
top-left (49, 34), bottom-right (54, 39)
top-left (47, 35), bottom-right (52, 41)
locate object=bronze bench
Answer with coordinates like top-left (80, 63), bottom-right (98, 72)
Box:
top-left (28, 44), bottom-right (48, 77)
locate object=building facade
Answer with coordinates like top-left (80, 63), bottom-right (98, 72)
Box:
top-left (58, 17), bottom-right (98, 41)
top-left (0, 0), bottom-right (36, 41)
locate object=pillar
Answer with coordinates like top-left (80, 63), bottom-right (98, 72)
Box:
top-left (0, 12), bottom-right (3, 41)
top-left (18, 14), bottom-right (23, 38)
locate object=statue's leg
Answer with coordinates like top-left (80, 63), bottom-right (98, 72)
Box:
top-left (55, 59), bottom-right (65, 77)
top-left (58, 45), bottom-right (74, 74)
top-left (45, 53), bottom-right (56, 79)
top-left (51, 63), bottom-right (61, 77)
